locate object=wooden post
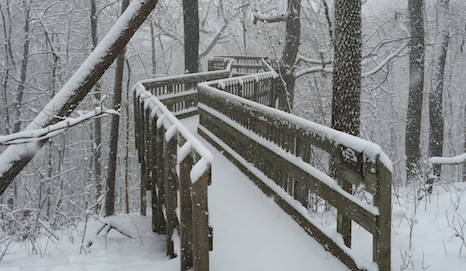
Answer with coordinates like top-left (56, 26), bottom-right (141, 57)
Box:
top-left (373, 158), bottom-right (391, 271)
top-left (192, 166), bottom-right (210, 271)
top-left (180, 148), bottom-right (194, 270)
top-left (151, 118), bottom-right (158, 232)
top-left (140, 107), bottom-right (148, 216)
top-left (335, 154), bottom-right (352, 248)
top-left (156, 122), bottom-right (166, 234)
top-left (164, 127), bottom-right (178, 258)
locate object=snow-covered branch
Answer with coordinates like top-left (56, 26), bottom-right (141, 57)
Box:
top-left (296, 66), bottom-right (333, 78)
top-left (429, 153), bottom-right (466, 165)
top-left (0, 107), bottom-right (118, 146)
top-left (253, 11), bottom-right (287, 24)
top-left (0, 0), bottom-right (158, 194)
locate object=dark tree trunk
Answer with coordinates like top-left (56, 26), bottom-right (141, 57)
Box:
top-left (331, 0), bottom-right (362, 136)
top-left (183, 0), bottom-right (199, 73)
top-left (105, 0), bottom-right (130, 217)
top-left (0, 0), bottom-right (160, 196)
top-left (406, 0), bottom-right (425, 182)
top-left (429, 0), bottom-right (449, 177)
top-left (278, 0), bottom-right (301, 112)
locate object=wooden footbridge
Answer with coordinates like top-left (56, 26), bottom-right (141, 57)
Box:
top-left (133, 56), bottom-right (392, 271)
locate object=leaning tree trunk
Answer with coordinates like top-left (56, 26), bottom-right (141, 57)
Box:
top-left (0, 0), bottom-right (160, 196)
top-left (183, 0), bottom-right (199, 73)
top-left (105, 0), bottom-right (130, 217)
top-left (429, 0), bottom-right (449, 178)
top-left (406, 0), bottom-right (425, 183)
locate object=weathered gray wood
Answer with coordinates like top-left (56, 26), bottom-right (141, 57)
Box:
top-left (180, 146), bottom-right (194, 270)
top-left (191, 161), bottom-right (210, 271)
top-left (164, 129), bottom-right (178, 258)
top-left (199, 108), bottom-right (378, 234)
top-left (373, 159), bottom-right (391, 271)
top-left (155, 123), bottom-right (167, 234)
top-left (198, 128), bottom-right (366, 271)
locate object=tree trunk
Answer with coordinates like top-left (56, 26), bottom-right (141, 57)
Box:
top-left (0, 0), bottom-right (160, 196)
top-left (183, 0), bottom-right (199, 73)
top-left (331, 0), bottom-right (362, 136)
top-left (105, 0), bottom-right (130, 217)
top-left (278, 0), bottom-right (301, 112)
top-left (406, 0), bottom-right (425, 182)
top-left (90, 0), bottom-right (103, 212)
top-left (429, 0), bottom-right (449, 177)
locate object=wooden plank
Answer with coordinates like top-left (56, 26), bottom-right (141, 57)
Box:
top-left (164, 129), bottom-right (178, 258)
top-left (180, 148), bottom-right (193, 270)
top-left (155, 124), bottom-right (167, 234)
top-left (192, 166), bottom-right (210, 271)
top-left (373, 161), bottom-right (391, 271)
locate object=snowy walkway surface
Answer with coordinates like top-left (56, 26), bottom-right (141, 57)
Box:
top-left (182, 116), bottom-right (349, 271)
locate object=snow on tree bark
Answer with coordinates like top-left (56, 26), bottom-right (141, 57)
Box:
top-left (406, 0), bottom-right (425, 182)
top-left (331, 0), bottom-right (362, 136)
top-left (0, 0), bottom-right (160, 195)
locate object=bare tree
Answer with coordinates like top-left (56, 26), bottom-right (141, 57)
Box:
top-left (0, 0), bottom-right (160, 196)
top-left (405, 0), bottom-right (425, 182)
top-left (105, 0), bottom-right (130, 217)
top-left (429, 0), bottom-right (450, 177)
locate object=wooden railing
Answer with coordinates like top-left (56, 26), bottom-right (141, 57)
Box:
top-left (133, 64), bottom-right (236, 270)
top-left (133, 55), bottom-right (392, 271)
top-left (197, 70), bottom-right (392, 271)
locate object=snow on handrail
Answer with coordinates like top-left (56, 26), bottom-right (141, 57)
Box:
top-left (135, 83), bottom-right (213, 183)
top-left (198, 82), bottom-right (392, 172)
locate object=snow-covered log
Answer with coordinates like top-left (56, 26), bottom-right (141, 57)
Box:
top-left (0, 0), bottom-right (159, 195)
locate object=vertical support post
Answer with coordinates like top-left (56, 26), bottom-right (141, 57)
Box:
top-left (151, 118), bottom-right (158, 232)
top-left (156, 122), bottom-right (166, 234)
top-left (334, 154), bottom-right (352, 248)
top-left (140, 107), bottom-right (148, 216)
top-left (192, 165), bottom-right (210, 271)
top-left (164, 127), bottom-right (178, 258)
top-left (180, 148), bottom-right (194, 270)
top-left (373, 158), bottom-right (391, 271)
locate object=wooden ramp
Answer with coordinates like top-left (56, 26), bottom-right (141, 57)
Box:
top-left (182, 116), bottom-right (349, 271)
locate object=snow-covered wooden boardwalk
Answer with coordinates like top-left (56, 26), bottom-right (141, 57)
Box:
top-left (181, 116), bottom-right (349, 271)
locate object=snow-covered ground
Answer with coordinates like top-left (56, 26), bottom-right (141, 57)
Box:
top-left (1, 116), bottom-right (466, 271)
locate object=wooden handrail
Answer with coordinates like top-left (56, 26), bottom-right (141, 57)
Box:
top-left (197, 64), bottom-right (392, 271)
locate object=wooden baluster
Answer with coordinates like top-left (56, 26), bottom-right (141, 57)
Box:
top-left (191, 164), bottom-right (211, 271)
top-left (180, 143), bottom-right (193, 270)
top-left (164, 126), bottom-right (178, 258)
top-left (155, 118), bottom-right (166, 234)
top-left (373, 158), bottom-right (391, 271)
top-left (335, 149), bottom-right (352, 248)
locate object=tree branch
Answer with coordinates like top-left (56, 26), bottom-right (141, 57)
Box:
top-left (0, 107), bottom-right (118, 146)
top-left (362, 42), bottom-right (408, 78)
top-left (253, 11), bottom-right (287, 24)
